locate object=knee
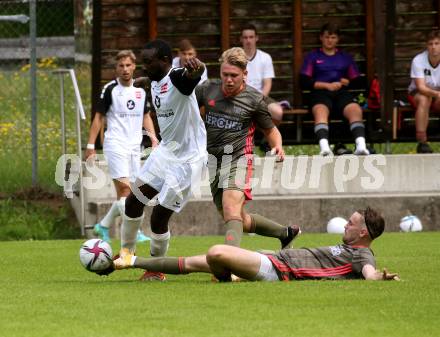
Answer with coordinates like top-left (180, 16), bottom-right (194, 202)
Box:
top-left (125, 193), bottom-right (144, 218)
top-left (415, 95), bottom-right (431, 109)
top-left (312, 106), bottom-right (329, 122)
top-left (206, 245), bottom-right (227, 264)
top-left (344, 104), bottom-right (362, 118)
top-left (222, 201), bottom-right (241, 220)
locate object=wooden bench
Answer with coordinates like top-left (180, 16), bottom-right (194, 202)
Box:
top-left (280, 107), bottom-right (383, 145)
top-left (392, 105), bottom-right (440, 141)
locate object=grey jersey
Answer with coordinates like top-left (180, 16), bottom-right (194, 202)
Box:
top-left (266, 244), bottom-right (376, 281)
top-left (196, 80), bottom-right (274, 161)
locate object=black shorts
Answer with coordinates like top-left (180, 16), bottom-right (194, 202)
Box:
top-left (308, 89), bottom-right (357, 117)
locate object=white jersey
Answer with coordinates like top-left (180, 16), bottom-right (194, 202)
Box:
top-left (98, 78), bottom-right (147, 148)
top-left (408, 50), bottom-right (440, 93)
top-left (172, 57), bottom-right (208, 83)
top-left (150, 67), bottom-right (207, 163)
top-left (246, 49), bottom-right (275, 93)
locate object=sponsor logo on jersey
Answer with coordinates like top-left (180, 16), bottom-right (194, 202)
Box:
top-left (155, 96), bottom-right (161, 108)
top-left (330, 246), bottom-right (342, 256)
top-left (135, 91), bottom-right (142, 99)
top-left (160, 83), bottom-right (168, 94)
top-left (424, 68), bottom-right (432, 76)
top-left (127, 100), bottom-right (135, 110)
top-left (316, 59), bottom-right (324, 64)
top-left (157, 109), bottom-right (174, 118)
top-left (206, 111), bottom-right (243, 131)
top-left (208, 99), bottom-right (216, 107)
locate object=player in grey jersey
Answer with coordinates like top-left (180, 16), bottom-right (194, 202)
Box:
top-left (195, 47), bottom-right (298, 250)
top-left (113, 207), bottom-right (400, 282)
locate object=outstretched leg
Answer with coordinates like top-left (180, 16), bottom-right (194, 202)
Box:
top-left (115, 254), bottom-right (211, 274)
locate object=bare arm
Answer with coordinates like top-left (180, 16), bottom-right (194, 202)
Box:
top-left (314, 81), bottom-right (343, 91)
top-left (362, 264), bottom-right (400, 281)
top-left (414, 78), bottom-right (440, 98)
top-left (143, 112), bottom-right (159, 148)
top-left (261, 126), bottom-right (285, 162)
top-left (85, 112), bottom-right (103, 159)
top-left (262, 78), bottom-right (272, 97)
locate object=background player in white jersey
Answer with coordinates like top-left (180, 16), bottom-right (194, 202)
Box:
top-left (240, 24), bottom-right (284, 125)
top-left (172, 39), bottom-right (208, 84)
top-left (408, 30), bottom-right (440, 153)
top-left (120, 39), bottom-right (208, 281)
top-left (85, 50), bottom-right (158, 243)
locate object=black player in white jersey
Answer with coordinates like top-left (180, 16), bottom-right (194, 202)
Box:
top-left (117, 39), bottom-right (208, 281)
top-left (85, 50), bottom-right (158, 243)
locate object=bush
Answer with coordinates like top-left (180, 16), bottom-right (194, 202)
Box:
top-left (0, 196), bottom-right (80, 241)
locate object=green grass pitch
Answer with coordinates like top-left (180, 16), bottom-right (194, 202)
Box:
top-left (1, 233), bottom-right (439, 337)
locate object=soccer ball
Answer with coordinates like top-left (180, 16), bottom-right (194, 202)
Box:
top-left (399, 215), bottom-right (423, 232)
top-left (327, 217), bottom-right (347, 234)
top-left (79, 239), bottom-right (113, 272)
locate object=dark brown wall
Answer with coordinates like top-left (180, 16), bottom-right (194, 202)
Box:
top-left (93, 0), bottom-right (440, 111)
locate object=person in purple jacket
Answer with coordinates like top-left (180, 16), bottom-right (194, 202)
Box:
top-left (300, 23), bottom-right (369, 156)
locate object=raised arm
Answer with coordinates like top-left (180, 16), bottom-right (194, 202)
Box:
top-left (183, 57), bottom-right (205, 80)
top-left (170, 58), bottom-right (205, 96)
top-left (362, 264), bottom-right (400, 281)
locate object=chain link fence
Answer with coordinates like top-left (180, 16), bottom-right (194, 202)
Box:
top-left (0, 0), bottom-right (92, 193)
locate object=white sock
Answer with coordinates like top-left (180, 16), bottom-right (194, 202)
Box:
top-left (355, 137), bottom-right (367, 151)
top-left (100, 201), bottom-right (120, 228)
top-left (354, 137), bottom-right (370, 155)
top-left (117, 197), bottom-right (126, 215)
top-left (121, 213), bottom-right (144, 253)
top-left (150, 231), bottom-right (170, 257)
top-left (319, 139), bottom-right (331, 153)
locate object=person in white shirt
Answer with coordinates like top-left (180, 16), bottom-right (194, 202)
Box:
top-left (172, 39), bottom-right (208, 84)
top-left (119, 39), bottom-right (208, 281)
top-left (85, 50), bottom-right (158, 243)
top-left (240, 24), bottom-right (283, 125)
top-left (408, 30), bottom-right (440, 153)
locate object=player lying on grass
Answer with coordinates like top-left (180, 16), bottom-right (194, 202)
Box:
top-left (112, 207), bottom-right (400, 281)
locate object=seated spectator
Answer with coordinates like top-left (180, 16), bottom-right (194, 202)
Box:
top-left (172, 39), bottom-right (208, 83)
top-left (300, 23), bottom-right (369, 156)
top-left (408, 30), bottom-right (440, 153)
top-left (240, 24), bottom-right (283, 126)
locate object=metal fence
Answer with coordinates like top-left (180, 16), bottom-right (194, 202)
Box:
top-left (0, 0), bottom-right (92, 191)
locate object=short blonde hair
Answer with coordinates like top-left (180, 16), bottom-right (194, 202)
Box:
top-left (219, 47), bottom-right (247, 70)
top-left (115, 50), bottom-right (136, 63)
